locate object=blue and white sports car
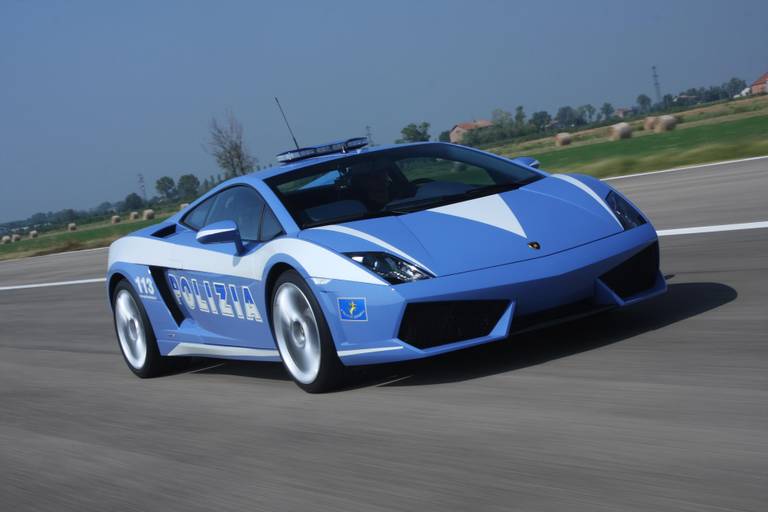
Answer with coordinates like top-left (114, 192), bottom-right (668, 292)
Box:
top-left (107, 139), bottom-right (665, 392)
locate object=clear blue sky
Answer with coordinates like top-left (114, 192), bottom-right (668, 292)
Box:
top-left (1, 0), bottom-right (766, 222)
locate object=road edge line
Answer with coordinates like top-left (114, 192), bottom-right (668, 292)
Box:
top-left (603, 155), bottom-right (768, 181)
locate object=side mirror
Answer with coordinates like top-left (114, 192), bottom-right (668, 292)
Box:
top-left (196, 220), bottom-right (245, 254)
top-left (512, 156), bottom-right (541, 169)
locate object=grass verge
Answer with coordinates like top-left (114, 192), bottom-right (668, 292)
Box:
top-left (508, 115), bottom-right (768, 177)
top-left (0, 217), bottom-right (170, 261)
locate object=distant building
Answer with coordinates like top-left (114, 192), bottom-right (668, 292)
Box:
top-left (750, 72), bottom-right (768, 95)
top-left (449, 119), bottom-right (492, 143)
top-left (614, 107), bottom-right (638, 119)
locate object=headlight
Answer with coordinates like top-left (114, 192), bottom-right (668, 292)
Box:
top-left (344, 252), bottom-right (432, 284)
top-left (606, 190), bottom-right (646, 230)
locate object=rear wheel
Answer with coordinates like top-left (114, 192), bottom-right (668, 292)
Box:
top-left (112, 279), bottom-right (170, 378)
top-left (271, 270), bottom-right (344, 393)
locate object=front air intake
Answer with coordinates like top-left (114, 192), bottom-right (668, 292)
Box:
top-left (398, 300), bottom-right (508, 349)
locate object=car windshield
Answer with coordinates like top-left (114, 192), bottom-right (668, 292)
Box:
top-left (265, 144), bottom-right (543, 229)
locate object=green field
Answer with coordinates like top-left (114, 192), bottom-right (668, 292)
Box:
top-left (0, 217), bottom-right (169, 261)
top-left (2, 111), bottom-right (767, 261)
top-left (504, 114), bottom-right (768, 177)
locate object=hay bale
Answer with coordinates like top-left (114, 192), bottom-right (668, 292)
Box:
top-left (609, 122), bottom-right (633, 141)
top-left (111, 215), bottom-right (121, 224)
top-left (29, 230), bottom-right (38, 239)
top-left (11, 234), bottom-right (21, 242)
top-left (654, 115), bottom-right (677, 132)
top-left (142, 209), bottom-right (155, 220)
top-left (0, 235), bottom-right (9, 244)
top-left (554, 132), bottom-right (572, 147)
top-left (179, 203), bottom-right (189, 211)
top-left (129, 211), bottom-right (140, 220)
top-left (643, 116), bottom-right (658, 131)
top-left (67, 223), bottom-right (77, 231)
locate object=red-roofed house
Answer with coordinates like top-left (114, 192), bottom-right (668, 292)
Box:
top-left (751, 72), bottom-right (768, 95)
top-left (449, 119), bottom-right (493, 143)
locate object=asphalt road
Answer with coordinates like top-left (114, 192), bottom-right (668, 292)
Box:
top-left (1, 159), bottom-right (767, 511)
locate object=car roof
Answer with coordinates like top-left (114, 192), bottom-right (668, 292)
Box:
top-left (248, 141), bottom-right (448, 182)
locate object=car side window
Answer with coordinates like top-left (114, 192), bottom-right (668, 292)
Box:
top-left (182, 196), bottom-right (215, 230)
top-left (204, 186), bottom-right (266, 242)
top-left (260, 206), bottom-right (284, 241)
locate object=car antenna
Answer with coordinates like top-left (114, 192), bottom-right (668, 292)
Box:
top-left (274, 96), bottom-right (300, 150)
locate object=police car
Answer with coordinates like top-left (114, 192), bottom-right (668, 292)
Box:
top-left (107, 138), bottom-right (665, 392)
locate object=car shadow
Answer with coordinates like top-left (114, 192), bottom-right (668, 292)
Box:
top-left (185, 281), bottom-right (736, 389)
top-left (186, 359), bottom-right (290, 381)
top-left (347, 281), bottom-right (737, 389)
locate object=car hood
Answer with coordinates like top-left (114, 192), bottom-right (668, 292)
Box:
top-left (298, 176), bottom-right (623, 277)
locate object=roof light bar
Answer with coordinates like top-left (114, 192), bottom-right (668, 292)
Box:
top-left (276, 137), bottom-right (369, 164)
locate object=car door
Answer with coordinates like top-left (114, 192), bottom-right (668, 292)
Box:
top-left (167, 185), bottom-right (283, 349)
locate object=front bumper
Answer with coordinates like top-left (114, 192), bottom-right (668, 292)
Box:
top-left (312, 223), bottom-right (665, 366)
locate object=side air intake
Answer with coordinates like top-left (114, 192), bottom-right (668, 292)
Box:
top-left (599, 241), bottom-right (659, 300)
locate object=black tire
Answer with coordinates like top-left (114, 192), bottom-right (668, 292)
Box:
top-left (270, 269), bottom-right (345, 393)
top-left (111, 279), bottom-right (172, 378)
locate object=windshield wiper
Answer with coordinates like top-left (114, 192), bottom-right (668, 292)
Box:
top-left (460, 182), bottom-right (522, 198)
top-left (386, 183), bottom-right (523, 214)
top-left (385, 195), bottom-right (459, 214)
top-left (302, 210), bottom-right (401, 228)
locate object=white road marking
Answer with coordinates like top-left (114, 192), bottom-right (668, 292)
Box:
top-left (603, 155), bottom-right (768, 181)
top-left (0, 277), bottom-right (106, 291)
top-left (2, 222), bottom-right (767, 293)
top-left (657, 221), bottom-right (768, 237)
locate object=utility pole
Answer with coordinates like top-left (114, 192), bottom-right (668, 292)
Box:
top-left (652, 66), bottom-right (662, 104)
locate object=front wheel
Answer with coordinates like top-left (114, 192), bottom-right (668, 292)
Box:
top-left (271, 270), bottom-right (344, 393)
top-left (112, 279), bottom-right (171, 378)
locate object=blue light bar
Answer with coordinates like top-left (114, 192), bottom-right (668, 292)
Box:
top-left (276, 137), bottom-right (369, 164)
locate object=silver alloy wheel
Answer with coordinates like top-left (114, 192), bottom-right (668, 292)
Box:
top-left (273, 282), bottom-right (322, 384)
top-left (115, 289), bottom-right (148, 370)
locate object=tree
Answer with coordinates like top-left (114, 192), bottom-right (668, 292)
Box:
top-left (723, 77), bottom-right (747, 97)
top-left (155, 176), bottom-right (176, 200)
top-left (574, 106), bottom-right (588, 126)
top-left (579, 104), bottom-right (596, 124)
top-left (94, 201), bottom-right (113, 214)
top-left (438, 130), bottom-right (451, 142)
top-left (396, 122), bottom-right (430, 143)
top-left (514, 106), bottom-right (526, 128)
top-left (124, 193), bottom-right (144, 211)
top-left (636, 94), bottom-right (652, 113)
top-left (177, 174), bottom-right (201, 201)
top-left (600, 102), bottom-right (615, 121)
top-left (555, 106), bottom-right (576, 127)
top-left (491, 109), bottom-right (513, 127)
top-left (209, 111), bottom-right (256, 178)
top-left (529, 111), bottom-right (551, 132)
